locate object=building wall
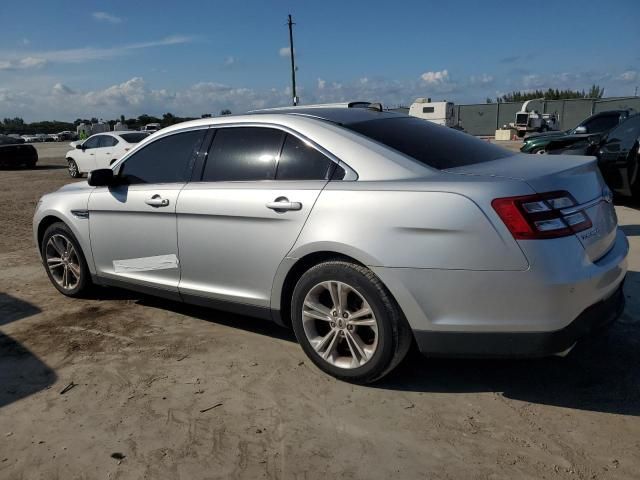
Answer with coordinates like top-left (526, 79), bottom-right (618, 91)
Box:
top-left (456, 96), bottom-right (640, 136)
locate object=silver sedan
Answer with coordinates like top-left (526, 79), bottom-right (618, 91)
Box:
top-left (33, 106), bottom-right (628, 383)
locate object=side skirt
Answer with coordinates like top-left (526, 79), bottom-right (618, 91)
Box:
top-left (92, 275), bottom-right (276, 322)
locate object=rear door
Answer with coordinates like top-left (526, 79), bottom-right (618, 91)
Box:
top-left (177, 126), bottom-right (336, 308)
top-left (96, 135), bottom-right (120, 168)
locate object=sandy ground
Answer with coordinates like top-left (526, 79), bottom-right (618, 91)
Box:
top-left (0, 142), bottom-right (639, 479)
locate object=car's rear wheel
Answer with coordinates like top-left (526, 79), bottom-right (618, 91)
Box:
top-left (41, 222), bottom-right (91, 297)
top-left (532, 147), bottom-right (546, 154)
top-left (67, 159), bottom-right (80, 178)
top-left (291, 261), bottom-right (412, 384)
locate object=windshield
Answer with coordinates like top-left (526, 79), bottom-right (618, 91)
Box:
top-left (120, 133), bottom-right (150, 143)
top-left (344, 117), bottom-right (513, 170)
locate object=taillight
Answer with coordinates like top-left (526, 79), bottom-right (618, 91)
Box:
top-left (492, 191), bottom-right (592, 240)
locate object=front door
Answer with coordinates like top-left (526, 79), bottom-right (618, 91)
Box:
top-left (88, 128), bottom-right (207, 297)
top-left (177, 127), bottom-right (338, 309)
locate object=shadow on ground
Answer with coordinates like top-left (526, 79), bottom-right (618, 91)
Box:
top-left (621, 224), bottom-right (640, 237)
top-left (378, 270), bottom-right (640, 416)
top-left (0, 293), bottom-right (56, 409)
top-left (85, 271), bottom-right (640, 417)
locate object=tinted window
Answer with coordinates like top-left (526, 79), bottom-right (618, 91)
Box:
top-left (83, 136), bottom-right (101, 149)
top-left (120, 133), bottom-right (149, 143)
top-left (99, 136), bottom-right (119, 147)
top-left (119, 130), bottom-right (205, 184)
top-left (344, 117), bottom-right (512, 169)
top-left (276, 134), bottom-right (335, 180)
top-left (422, 106), bottom-right (435, 113)
top-left (582, 115), bottom-right (619, 133)
top-left (607, 115), bottom-right (640, 142)
top-left (203, 127), bottom-right (284, 181)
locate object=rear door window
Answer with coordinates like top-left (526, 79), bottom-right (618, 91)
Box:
top-left (582, 114), bottom-right (620, 133)
top-left (344, 117), bottom-right (512, 170)
top-left (276, 134), bottom-right (335, 180)
top-left (202, 127), bottom-right (284, 181)
top-left (99, 136), bottom-right (119, 147)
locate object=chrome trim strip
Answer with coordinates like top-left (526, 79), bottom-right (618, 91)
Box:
top-left (560, 196), bottom-right (603, 215)
top-left (70, 209), bottom-right (89, 219)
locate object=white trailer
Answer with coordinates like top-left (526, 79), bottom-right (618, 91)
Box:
top-left (409, 98), bottom-right (456, 127)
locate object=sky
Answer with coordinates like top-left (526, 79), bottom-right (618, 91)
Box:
top-left (0, 0), bottom-right (638, 122)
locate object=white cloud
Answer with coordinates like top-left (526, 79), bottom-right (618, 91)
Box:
top-left (279, 47), bottom-right (294, 57)
top-left (617, 70), bottom-right (638, 82)
top-left (420, 69), bottom-right (449, 85)
top-left (470, 74), bottom-right (494, 85)
top-left (52, 83), bottom-right (75, 95)
top-left (0, 35), bottom-right (194, 68)
top-left (0, 56), bottom-right (47, 70)
top-left (224, 56), bottom-right (236, 66)
top-left (317, 78), bottom-right (326, 90)
top-left (92, 12), bottom-right (123, 24)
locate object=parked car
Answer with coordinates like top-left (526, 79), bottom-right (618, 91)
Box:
top-left (54, 131), bottom-right (77, 142)
top-left (141, 123), bottom-right (161, 133)
top-left (548, 114), bottom-right (640, 198)
top-left (34, 107), bottom-right (628, 383)
top-left (21, 134), bottom-right (40, 143)
top-left (65, 131), bottom-right (150, 178)
top-left (521, 110), bottom-right (634, 154)
top-left (0, 134), bottom-right (38, 168)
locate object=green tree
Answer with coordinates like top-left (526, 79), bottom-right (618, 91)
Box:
top-left (220, 109), bottom-right (232, 116)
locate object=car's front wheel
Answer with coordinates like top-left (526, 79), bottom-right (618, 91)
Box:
top-left (291, 260), bottom-right (412, 384)
top-left (67, 159), bottom-right (80, 178)
top-left (41, 222), bottom-right (91, 297)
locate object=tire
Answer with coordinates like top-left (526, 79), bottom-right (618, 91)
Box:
top-left (41, 222), bottom-right (91, 297)
top-left (25, 159), bottom-right (37, 169)
top-left (67, 159), bottom-right (81, 178)
top-left (532, 147), bottom-right (546, 155)
top-left (291, 260), bottom-right (412, 384)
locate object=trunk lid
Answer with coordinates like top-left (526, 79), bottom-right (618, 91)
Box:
top-left (445, 153), bottom-right (618, 262)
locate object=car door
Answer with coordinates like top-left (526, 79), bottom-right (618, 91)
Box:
top-left (88, 128), bottom-right (207, 298)
top-left (97, 135), bottom-right (120, 168)
top-left (598, 116), bottom-right (640, 195)
top-left (177, 126), bottom-right (338, 311)
top-left (77, 135), bottom-right (102, 172)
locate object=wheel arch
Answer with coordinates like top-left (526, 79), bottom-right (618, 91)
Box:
top-left (272, 249), bottom-right (380, 328)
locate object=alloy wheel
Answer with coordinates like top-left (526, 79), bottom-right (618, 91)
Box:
top-left (45, 234), bottom-right (81, 290)
top-left (301, 280), bottom-right (379, 369)
top-left (68, 160), bottom-right (78, 177)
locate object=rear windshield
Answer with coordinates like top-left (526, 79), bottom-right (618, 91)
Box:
top-left (344, 117), bottom-right (513, 170)
top-left (120, 133), bottom-right (149, 143)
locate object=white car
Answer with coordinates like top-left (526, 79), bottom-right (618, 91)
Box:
top-left (65, 131), bottom-right (149, 178)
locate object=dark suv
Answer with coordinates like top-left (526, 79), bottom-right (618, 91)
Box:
top-left (521, 110), bottom-right (633, 154)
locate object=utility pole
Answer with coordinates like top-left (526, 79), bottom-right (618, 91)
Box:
top-left (635, 85), bottom-right (638, 97)
top-left (287, 14), bottom-right (298, 106)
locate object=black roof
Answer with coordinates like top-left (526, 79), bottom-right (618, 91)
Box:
top-left (252, 107), bottom-right (407, 125)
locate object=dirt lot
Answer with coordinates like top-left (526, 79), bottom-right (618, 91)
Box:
top-left (1, 143), bottom-right (639, 479)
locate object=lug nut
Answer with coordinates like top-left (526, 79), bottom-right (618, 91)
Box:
top-left (347, 324), bottom-right (353, 331)
top-left (332, 311), bottom-right (338, 317)
top-left (342, 312), bottom-right (348, 319)
top-left (330, 322), bottom-right (336, 328)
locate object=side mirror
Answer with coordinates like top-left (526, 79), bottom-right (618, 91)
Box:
top-left (574, 126), bottom-right (587, 134)
top-left (76, 143), bottom-right (84, 150)
top-left (88, 168), bottom-right (115, 187)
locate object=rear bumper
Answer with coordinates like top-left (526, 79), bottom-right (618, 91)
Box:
top-left (413, 282), bottom-right (625, 357)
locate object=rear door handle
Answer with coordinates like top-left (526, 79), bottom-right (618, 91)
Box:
top-left (145, 194), bottom-right (170, 207)
top-left (266, 197), bottom-right (302, 212)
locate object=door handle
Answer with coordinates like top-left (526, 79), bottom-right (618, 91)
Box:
top-left (266, 197), bottom-right (302, 212)
top-left (145, 194), bottom-right (170, 207)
